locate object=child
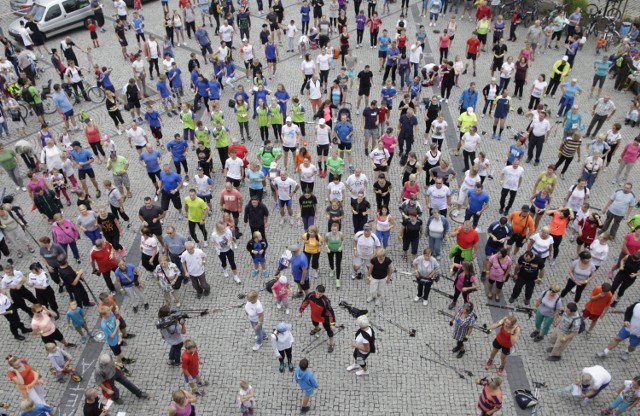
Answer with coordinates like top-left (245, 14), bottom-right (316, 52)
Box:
top-left (45, 342), bottom-right (74, 382)
top-left (168, 62), bottom-right (184, 105)
top-left (58, 126), bottom-right (72, 152)
top-left (48, 168), bottom-right (71, 206)
top-left (66, 299), bottom-right (94, 343)
top-left (595, 35), bottom-right (607, 55)
top-left (245, 290), bottom-right (266, 351)
top-left (220, 212), bottom-right (237, 240)
top-left (157, 74), bottom-right (178, 116)
top-left (601, 376), bottom-right (640, 415)
top-left (337, 67), bottom-right (349, 92)
top-left (182, 339), bottom-right (209, 395)
top-left (103, 134), bottom-right (116, 154)
top-left (625, 101), bottom-right (640, 127)
top-left (271, 275), bottom-right (290, 314)
top-left (542, 24), bottom-right (553, 52)
top-left (294, 358), bottom-right (319, 414)
top-left (378, 101), bottom-right (389, 132)
top-left (275, 248), bottom-right (292, 277)
top-left (59, 152), bottom-right (79, 193)
top-left (270, 322), bottom-right (294, 372)
top-left (236, 380), bottom-right (256, 416)
top-left (247, 231), bottom-right (268, 278)
top-left (180, 103), bottom-right (196, 149)
top-left (87, 19), bottom-right (99, 48)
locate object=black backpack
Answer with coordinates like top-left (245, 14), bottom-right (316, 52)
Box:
top-left (357, 328), bottom-right (376, 353)
top-left (265, 278), bottom-right (277, 294)
top-left (21, 86), bottom-right (34, 104)
top-left (514, 389), bottom-right (538, 409)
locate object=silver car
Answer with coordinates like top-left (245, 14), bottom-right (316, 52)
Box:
top-left (10, 0), bottom-right (35, 16)
top-left (8, 0), bottom-right (94, 43)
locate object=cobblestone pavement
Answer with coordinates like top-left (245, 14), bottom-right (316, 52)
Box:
top-left (0, 0), bottom-right (639, 414)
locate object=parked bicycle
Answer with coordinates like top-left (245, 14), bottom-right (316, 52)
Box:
top-left (541, 1), bottom-right (567, 27)
top-left (586, 0), bottom-right (622, 22)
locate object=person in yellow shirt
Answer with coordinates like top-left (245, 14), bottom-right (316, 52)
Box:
top-left (184, 189), bottom-right (209, 247)
top-left (303, 225), bottom-right (324, 279)
top-left (456, 107), bottom-right (478, 155)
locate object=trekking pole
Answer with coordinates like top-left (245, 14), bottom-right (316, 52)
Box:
top-left (437, 310), bottom-right (492, 335)
top-left (80, 278), bottom-right (99, 304)
top-left (531, 381), bottom-right (547, 416)
top-left (301, 324), bottom-right (345, 354)
top-left (377, 315), bottom-right (416, 337)
top-left (486, 303), bottom-right (534, 319)
top-left (422, 343), bottom-right (474, 379)
top-left (431, 287), bottom-right (454, 300)
top-left (338, 301), bottom-right (385, 332)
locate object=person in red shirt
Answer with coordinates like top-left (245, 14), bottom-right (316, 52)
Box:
top-left (475, 1), bottom-right (492, 21)
top-left (451, 220), bottom-right (480, 263)
top-left (576, 212), bottom-right (603, 256)
top-left (229, 137), bottom-right (249, 169)
top-left (299, 284), bottom-right (337, 353)
top-left (378, 102), bottom-right (389, 130)
top-left (486, 315), bottom-right (520, 377)
top-left (365, 13), bottom-right (382, 48)
top-left (220, 182), bottom-right (243, 233)
top-left (90, 239), bottom-right (119, 294)
top-left (182, 339), bottom-right (209, 395)
top-left (464, 32), bottom-right (482, 76)
top-left (583, 282), bottom-right (613, 335)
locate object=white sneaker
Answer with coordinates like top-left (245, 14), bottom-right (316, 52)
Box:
top-left (374, 298), bottom-right (381, 306)
top-left (356, 110), bottom-right (360, 115)
top-left (351, 274), bottom-right (356, 280)
top-left (285, 309), bottom-right (290, 314)
top-left (423, 300), bottom-right (429, 306)
top-left (223, 268), bottom-right (229, 277)
top-left (15, 186), bottom-right (20, 191)
top-left (596, 349), bottom-right (608, 358)
top-left (290, 217), bottom-right (296, 225)
top-left (280, 218), bottom-right (285, 225)
top-left (621, 351), bottom-right (630, 361)
top-left (203, 241), bottom-right (208, 248)
top-left (346, 364), bottom-right (359, 371)
top-left (356, 369), bottom-right (369, 376)
top-left (570, 286), bottom-right (576, 294)
top-left (20, 187), bottom-right (27, 191)
top-left (366, 296), bottom-right (374, 302)
top-left (413, 296), bottom-right (420, 302)
top-left (580, 398), bottom-right (591, 407)
top-left (153, 195), bottom-right (158, 202)
top-left (233, 275), bottom-right (241, 284)
top-left (276, 303), bottom-right (282, 309)
top-left (252, 343), bottom-right (262, 351)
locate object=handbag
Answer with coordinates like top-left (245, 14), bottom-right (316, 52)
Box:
top-left (160, 265), bottom-right (181, 290)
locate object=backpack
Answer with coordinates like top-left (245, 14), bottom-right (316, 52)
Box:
top-left (265, 278), bottom-right (277, 293)
top-left (356, 328), bottom-right (376, 353)
top-left (572, 316), bottom-right (586, 334)
top-left (514, 389), bottom-right (538, 409)
top-left (21, 86), bottom-right (34, 104)
top-left (542, 290), bottom-right (561, 310)
top-left (79, 109), bottom-right (90, 123)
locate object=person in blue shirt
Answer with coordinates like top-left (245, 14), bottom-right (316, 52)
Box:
top-left (144, 103), bottom-right (164, 146)
top-left (168, 62), bottom-right (184, 104)
top-left (99, 307), bottom-right (134, 364)
top-left (290, 245), bottom-right (310, 297)
top-left (377, 29), bottom-right (391, 71)
top-left (212, 58), bottom-right (225, 88)
top-left (194, 26), bottom-right (213, 58)
top-left (265, 38), bottom-right (278, 78)
top-left (409, 75), bottom-right (422, 102)
top-left (132, 12), bottom-right (145, 47)
top-left (383, 40), bottom-right (400, 84)
top-left (458, 82), bottom-right (478, 114)
top-left (224, 57), bottom-right (237, 88)
top-left (138, 143), bottom-right (163, 192)
top-left (194, 73), bottom-right (211, 113)
top-left (557, 78), bottom-right (582, 117)
top-left (274, 84), bottom-right (290, 115)
top-left (563, 105), bottom-right (583, 137)
top-left (207, 74), bottom-right (222, 105)
top-left (334, 112), bottom-right (354, 170)
top-left (234, 85), bottom-right (250, 103)
top-left (70, 141), bottom-right (101, 198)
top-left (99, 67), bottom-right (115, 93)
top-left (157, 74), bottom-right (177, 116)
top-left (52, 84), bottom-right (79, 131)
top-left (507, 137), bottom-right (526, 165)
top-left (301, 1), bottom-right (311, 34)
top-left (158, 164), bottom-right (184, 215)
top-left (19, 399), bottom-right (53, 416)
top-left (167, 134), bottom-right (190, 180)
top-left (252, 84), bottom-right (271, 118)
top-left (380, 79), bottom-right (397, 110)
top-left (589, 57), bottom-right (612, 98)
top-left (565, 34), bottom-right (579, 68)
top-left (190, 67), bottom-right (200, 93)
top-left (465, 182), bottom-right (490, 228)
top-left (492, 89), bottom-right (511, 140)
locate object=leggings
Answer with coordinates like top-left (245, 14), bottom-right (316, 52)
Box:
top-left (612, 274), bottom-right (635, 299)
top-left (510, 277), bottom-right (536, 302)
top-left (88, 142), bottom-right (105, 158)
top-left (302, 21), bottom-right (309, 35)
top-left (440, 84), bottom-right (453, 99)
top-left (278, 347), bottom-right (293, 363)
top-left (300, 74), bottom-right (312, 94)
top-left (327, 251), bottom-right (343, 279)
top-left (551, 234), bottom-right (563, 259)
top-left (514, 79), bottom-right (525, 98)
top-left (559, 278), bottom-right (587, 303)
top-left (185, 21), bottom-right (196, 38)
top-left (370, 30), bottom-right (379, 47)
top-left (605, 143), bottom-right (619, 165)
top-left (439, 47), bottom-right (449, 64)
top-left (110, 205), bottom-right (130, 222)
top-left (219, 250), bottom-right (237, 270)
top-left (304, 251), bottom-right (320, 270)
top-left (357, 29), bottom-right (364, 44)
top-left (148, 58), bottom-right (160, 77)
top-left (259, 125), bottom-right (269, 142)
top-left (452, 287), bottom-right (471, 304)
top-left (104, 232), bottom-right (124, 251)
top-left (188, 221), bottom-right (208, 243)
top-left (368, 3), bottom-right (376, 16)
top-left (108, 110), bottom-right (125, 127)
top-left (417, 279), bottom-right (433, 300)
top-left (528, 96), bottom-right (540, 110)
top-left (194, 93), bottom-right (210, 112)
top-left (272, 124), bottom-right (282, 141)
top-left (173, 160), bottom-right (188, 175)
top-left (238, 121), bottom-right (250, 139)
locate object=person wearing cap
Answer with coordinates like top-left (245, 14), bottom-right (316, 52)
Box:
top-left (456, 107), bottom-right (478, 146)
top-left (526, 111), bottom-right (552, 166)
top-left (271, 321), bottom-right (294, 372)
top-left (506, 205), bottom-right (535, 256)
top-left (557, 79), bottom-right (582, 118)
top-left (70, 141), bottom-right (101, 199)
top-left (347, 315), bottom-right (376, 376)
top-left (546, 56), bottom-right (571, 98)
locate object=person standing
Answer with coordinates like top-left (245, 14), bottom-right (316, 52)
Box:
top-left (413, 248), bottom-right (438, 305)
top-left (243, 196), bottom-right (269, 241)
top-left (546, 302), bottom-right (581, 361)
top-left (184, 189), bottom-right (209, 247)
top-left (346, 315), bottom-right (376, 376)
top-left (271, 322), bottom-right (295, 372)
top-left (70, 141), bottom-right (101, 198)
top-left (158, 305), bottom-right (186, 366)
top-left (300, 284), bottom-right (337, 353)
top-left (180, 241), bottom-right (210, 298)
top-left (485, 315), bottom-right (520, 377)
top-left (0, 142), bottom-right (26, 191)
top-left (613, 137), bottom-right (640, 186)
top-left (244, 290), bottom-right (266, 351)
top-left (0, 292), bottom-right (32, 340)
top-left (585, 96), bottom-right (616, 139)
top-left (366, 247), bottom-right (393, 306)
top-left (1, 265), bottom-right (37, 317)
top-left (89, 239), bottom-right (118, 294)
top-left (526, 110), bottom-right (551, 166)
top-left (290, 244), bottom-right (310, 298)
top-left (498, 158), bottom-right (524, 215)
top-left (602, 184), bottom-right (636, 240)
top-left (220, 181), bottom-right (244, 237)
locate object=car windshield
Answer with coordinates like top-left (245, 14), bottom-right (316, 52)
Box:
top-left (26, 4), bottom-right (45, 21)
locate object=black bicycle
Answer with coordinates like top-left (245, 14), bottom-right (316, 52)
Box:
top-left (586, 0), bottom-right (622, 22)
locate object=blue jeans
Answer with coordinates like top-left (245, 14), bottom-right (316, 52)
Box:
top-left (429, 236), bottom-right (443, 257)
top-left (582, 170), bottom-right (597, 190)
top-left (0, 121), bottom-right (8, 136)
top-left (250, 320), bottom-right (266, 345)
top-left (610, 394), bottom-right (634, 412)
top-left (60, 242), bottom-right (81, 260)
top-left (376, 230), bottom-right (390, 247)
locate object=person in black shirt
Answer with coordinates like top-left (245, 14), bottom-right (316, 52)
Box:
top-left (58, 255), bottom-right (94, 308)
top-left (83, 387), bottom-right (107, 416)
top-left (610, 252), bottom-right (640, 308)
top-left (138, 197), bottom-right (166, 245)
top-left (351, 191), bottom-right (371, 233)
top-left (244, 196), bottom-right (270, 240)
top-left (312, 0), bottom-right (324, 26)
top-left (361, 99), bottom-right (379, 153)
top-left (357, 65), bottom-right (374, 110)
top-left (400, 210), bottom-right (423, 261)
top-left (373, 173), bottom-right (392, 209)
top-left (508, 251), bottom-right (543, 305)
top-left (298, 190), bottom-right (318, 232)
top-left (367, 248), bottom-right (393, 305)
top-left (491, 39), bottom-right (508, 77)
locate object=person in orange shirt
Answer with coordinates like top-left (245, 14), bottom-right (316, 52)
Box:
top-left (98, 292), bottom-right (134, 340)
top-left (583, 282), bottom-right (613, 336)
top-left (546, 207), bottom-right (574, 266)
top-left (295, 147), bottom-right (312, 174)
top-left (506, 205), bottom-right (536, 257)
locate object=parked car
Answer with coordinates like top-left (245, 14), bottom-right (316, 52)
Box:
top-left (8, 0), bottom-right (94, 43)
top-left (10, 0), bottom-right (35, 16)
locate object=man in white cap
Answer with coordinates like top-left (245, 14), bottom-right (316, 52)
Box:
top-left (347, 314), bottom-right (376, 376)
top-left (546, 56), bottom-right (571, 98)
top-left (281, 117), bottom-right (301, 171)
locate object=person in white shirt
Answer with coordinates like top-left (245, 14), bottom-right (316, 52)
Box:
top-left (315, 48), bottom-right (331, 91)
top-left (346, 168), bottom-right (369, 203)
top-left (308, 73), bottom-right (322, 113)
top-left (327, 176), bottom-right (346, 202)
top-left (180, 241), bottom-right (210, 298)
top-left (245, 290), bottom-right (266, 351)
top-left (281, 117), bottom-right (301, 171)
top-left (0, 291), bottom-right (31, 340)
top-left (459, 125), bottom-right (481, 171)
top-left (527, 110), bottom-right (551, 165)
top-left (1, 265), bottom-right (36, 316)
top-left (127, 122), bottom-right (149, 155)
top-left (219, 20), bottom-right (235, 49)
top-left (144, 34), bottom-right (161, 79)
top-left (409, 41), bottom-right (423, 77)
top-left (499, 56), bottom-right (516, 91)
top-left (315, 119), bottom-right (331, 174)
top-left (286, 21), bottom-right (298, 53)
top-left (298, 158), bottom-right (318, 192)
top-left (17, 22), bottom-right (33, 48)
top-left (240, 38), bottom-right (254, 81)
top-left (499, 158), bottom-right (524, 214)
top-left (217, 42), bottom-right (230, 62)
top-left (273, 171), bottom-right (300, 224)
top-left (64, 61), bottom-right (89, 102)
top-left (425, 179), bottom-right (451, 216)
top-left (369, 140), bottom-right (390, 172)
top-left (576, 365), bottom-right (612, 407)
top-left (223, 150), bottom-right (245, 188)
top-left (352, 225), bottom-right (381, 279)
top-left (26, 262), bottom-right (58, 313)
top-left (529, 74), bottom-right (548, 110)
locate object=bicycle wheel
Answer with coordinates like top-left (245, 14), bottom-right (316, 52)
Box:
top-left (586, 3), bottom-right (599, 16)
top-left (18, 103), bottom-right (28, 119)
top-left (41, 97), bottom-right (57, 115)
top-left (605, 7), bottom-right (622, 21)
top-left (87, 86), bottom-right (105, 104)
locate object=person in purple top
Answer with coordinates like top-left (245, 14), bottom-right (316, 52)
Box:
top-left (355, 10), bottom-right (367, 48)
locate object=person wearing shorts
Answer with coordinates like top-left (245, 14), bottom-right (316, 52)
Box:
top-left (582, 282), bottom-right (613, 334)
top-left (485, 315), bottom-right (520, 376)
top-left (70, 141), bottom-right (101, 198)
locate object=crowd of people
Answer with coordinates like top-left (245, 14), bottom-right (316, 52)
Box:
top-left (0, 0), bottom-right (640, 414)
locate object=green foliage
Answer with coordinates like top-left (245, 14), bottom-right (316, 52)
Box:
top-left (563, 0), bottom-right (589, 14)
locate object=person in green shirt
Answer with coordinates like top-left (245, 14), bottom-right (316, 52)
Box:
top-left (291, 97), bottom-right (307, 143)
top-left (184, 189), bottom-right (209, 246)
top-left (235, 96), bottom-right (251, 142)
top-left (0, 143), bottom-right (24, 189)
top-left (629, 213), bottom-right (640, 233)
top-left (257, 141), bottom-right (282, 175)
top-left (326, 148), bottom-right (345, 182)
top-left (324, 221), bottom-right (344, 287)
top-left (106, 153), bottom-right (131, 197)
top-left (211, 106), bottom-right (225, 125)
top-left (180, 102), bottom-right (196, 149)
top-left (257, 99), bottom-right (271, 143)
top-left (195, 120), bottom-right (212, 150)
top-left (211, 121), bottom-right (229, 168)
top-left (269, 97), bottom-right (284, 142)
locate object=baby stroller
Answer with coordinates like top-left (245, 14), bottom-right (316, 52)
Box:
top-left (308, 28), bottom-right (319, 50)
top-left (337, 105), bottom-right (351, 122)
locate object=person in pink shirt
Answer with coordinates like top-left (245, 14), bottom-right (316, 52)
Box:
top-left (614, 136), bottom-right (640, 185)
top-left (31, 303), bottom-right (76, 347)
top-left (26, 172), bottom-right (49, 202)
top-left (271, 274), bottom-right (291, 314)
top-left (381, 127), bottom-right (398, 165)
top-left (51, 213), bottom-right (81, 262)
top-left (486, 248), bottom-right (513, 301)
top-left (219, 182), bottom-right (243, 236)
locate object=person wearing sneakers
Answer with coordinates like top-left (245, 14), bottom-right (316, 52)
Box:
top-left (546, 301), bottom-right (581, 362)
top-left (315, 119), bottom-right (331, 177)
top-left (347, 315), bottom-right (376, 376)
top-left (184, 189), bottom-right (209, 248)
top-left (598, 301), bottom-right (640, 362)
top-left (247, 231), bottom-right (269, 278)
top-left (325, 222), bottom-right (344, 288)
top-left (366, 247), bottom-right (393, 306)
top-left (271, 322), bottom-right (295, 373)
top-left (577, 365), bottom-right (612, 408)
top-left (413, 247), bottom-right (439, 305)
top-left (244, 290), bottom-right (266, 352)
top-left (610, 252), bottom-right (640, 308)
top-left (583, 282), bottom-right (613, 336)
top-left (485, 315), bottom-right (520, 377)
top-left (273, 170), bottom-right (300, 225)
top-left (352, 224), bottom-right (381, 280)
top-left (450, 302), bottom-right (477, 359)
top-left (600, 376), bottom-right (640, 416)
top-left (272, 275), bottom-right (291, 314)
top-left (158, 305), bottom-right (186, 366)
top-left (290, 244), bottom-right (310, 298)
top-left (529, 284), bottom-right (563, 343)
top-left (299, 284), bottom-right (336, 353)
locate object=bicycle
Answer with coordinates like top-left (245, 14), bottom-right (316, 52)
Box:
top-left (586, 0), bottom-right (622, 22)
top-left (541, 1), bottom-right (566, 27)
top-left (601, 17), bottom-right (621, 52)
top-left (521, 3), bottom-right (539, 28)
top-left (584, 10), bottom-right (604, 38)
top-left (86, 84), bottom-right (106, 104)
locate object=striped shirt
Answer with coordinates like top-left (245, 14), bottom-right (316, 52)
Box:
top-left (560, 136), bottom-right (582, 157)
top-left (478, 383), bottom-right (503, 412)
